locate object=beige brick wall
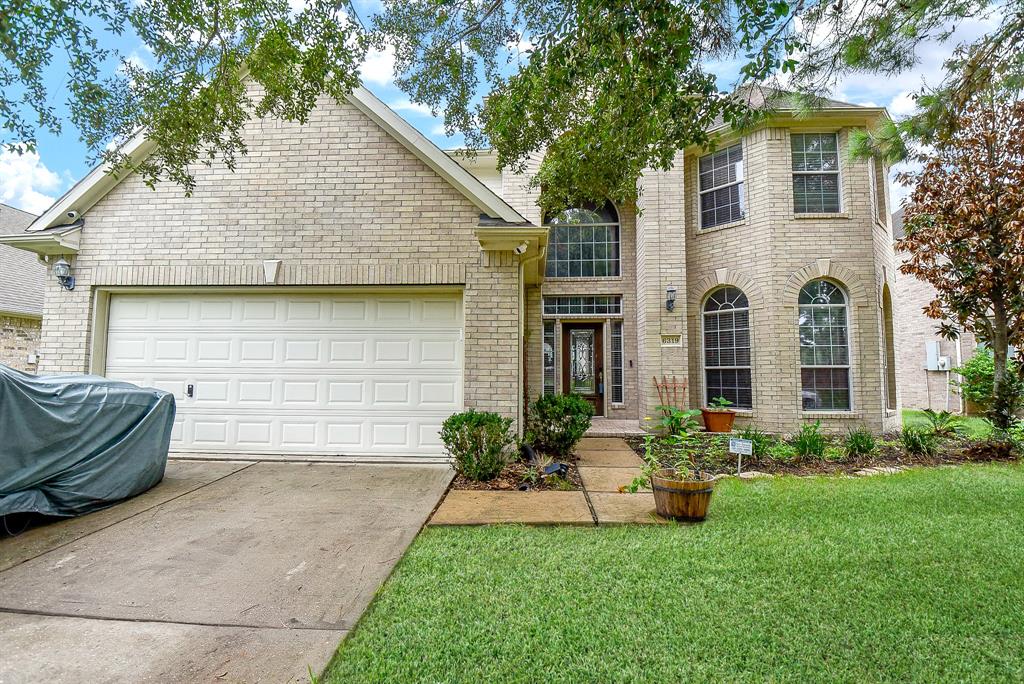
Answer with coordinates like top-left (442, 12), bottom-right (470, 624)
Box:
top-left (38, 93), bottom-right (522, 426)
top-left (683, 126), bottom-right (899, 434)
top-left (893, 248), bottom-right (975, 412)
top-left (1, 314), bottom-right (40, 372)
top-left (503, 159), bottom-right (641, 419)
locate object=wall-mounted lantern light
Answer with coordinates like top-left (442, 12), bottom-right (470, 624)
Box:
top-left (665, 285), bottom-right (677, 312)
top-left (53, 257), bottom-right (75, 291)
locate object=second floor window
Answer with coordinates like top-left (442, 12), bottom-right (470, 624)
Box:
top-left (545, 202), bottom-right (620, 278)
top-left (699, 143), bottom-right (744, 229)
top-left (792, 133), bottom-right (841, 213)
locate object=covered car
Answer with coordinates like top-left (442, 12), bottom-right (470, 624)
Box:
top-left (0, 365), bottom-right (175, 518)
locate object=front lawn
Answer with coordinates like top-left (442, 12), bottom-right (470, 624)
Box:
top-left (323, 464), bottom-right (1024, 682)
top-left (902, 408), bottom-right (994, 439)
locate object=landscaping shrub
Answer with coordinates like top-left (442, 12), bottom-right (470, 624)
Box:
top-left (738, 425), bottom-right (775, 455)
top-left (899, 428), bottom-right (938, 457)
top-left (1009, 420), bottom-right (1024, 455)
top-left (440, 410), bottom-right (515, 481)
top-left (921, 409), bottom-right (962, 437)
top-left (766, 442), bottom-right (799, 463)
top-left (844, 427), bottom-right (877, 457)
top-left (792, 421), bottom-right (827, 459)
top-left (954, 348), bottom-right (1024, 418)
top-left (526, 394), bottom-right (593, 458)
top-left (655, 405), bottom-right (702, 435)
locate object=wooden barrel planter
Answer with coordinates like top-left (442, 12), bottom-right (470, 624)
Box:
top-left (650, 469), bottom-right (716, 521)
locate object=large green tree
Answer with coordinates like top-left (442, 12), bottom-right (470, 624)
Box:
top-left (2, 0), bottom-right (1021, 205)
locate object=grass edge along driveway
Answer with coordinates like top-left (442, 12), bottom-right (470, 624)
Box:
top-left (323, 463), bottom-right (1024, 683)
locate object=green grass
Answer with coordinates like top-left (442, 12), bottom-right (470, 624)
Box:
top-left (902, 408), bottom-right (994, 439)
top-left (323, 464), bottom-right (1024, 683)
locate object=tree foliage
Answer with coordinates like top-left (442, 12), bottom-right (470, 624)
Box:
top-left (897, 97), bottom-right (1024, 429)
top-left (1, 0), bottom-right (1021, 203)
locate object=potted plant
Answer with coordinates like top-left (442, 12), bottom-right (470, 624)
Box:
top-left (627, 433), bottom-right (715, 521)
top-left (701, 395), bottom-right (737, 433)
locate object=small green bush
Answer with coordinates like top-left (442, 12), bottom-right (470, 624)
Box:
top-left (738, 425), bottom-right (775, 455)
top-left (655, 405), bottom-right (702, 436)
top-left (899, 428), bottom-right (939, 457)
top-left (921, 409), bottom-right (962, 437)
top-left (793, 421), bottom-right (827, 459)
top-left (823, 445), bottom-right (846, 462)
top-left (844, 427), bottom-right (877, 457)
top-left (766, 442), bottom-right (799, 463)
top-left (526, 393), bottom-right (594, 458)
top-left (954, 348), bottom-right (1024, 421)
top-left (1009, 420), bottom-right (1024, 455)
top-left (440, 410), bottom-right (515, 481)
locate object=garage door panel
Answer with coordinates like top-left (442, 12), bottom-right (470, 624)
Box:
top-left (106, 292), bottom-right (463, 457)
top-left (108, 294), bottom-right (463, 330)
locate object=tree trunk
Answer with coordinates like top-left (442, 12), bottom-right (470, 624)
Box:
top-left (990, 301), bottom-right (1012, 430)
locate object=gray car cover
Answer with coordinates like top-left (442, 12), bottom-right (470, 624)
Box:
top-left (0, 365), bottom-right (175, 518)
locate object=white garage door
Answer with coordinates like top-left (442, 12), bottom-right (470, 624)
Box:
top-left (104, 292), bottom-right (463, 457)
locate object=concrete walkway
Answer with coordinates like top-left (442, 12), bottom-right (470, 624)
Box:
top-left (0, 459), bottom-right (451, 683)
top-left (430, 437), bottom-right (668, 525)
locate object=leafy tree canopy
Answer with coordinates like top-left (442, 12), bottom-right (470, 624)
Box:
top-left (898, 97), bottom-right (1024, 429)
top-left (2, 0), bottom-right (1021, 207)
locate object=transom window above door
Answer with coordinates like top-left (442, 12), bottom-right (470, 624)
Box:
top-left (545, 201), bottom-right (621, 278)
top-left (699, 143), bottom-right (745, 229)
top-left (543, 295), bottom-right (622, 316)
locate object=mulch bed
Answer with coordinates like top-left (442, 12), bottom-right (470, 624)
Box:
top-left (451, 459), bottom-right (583, 491)
top-left (626, 434), bottom-right (1019, 477)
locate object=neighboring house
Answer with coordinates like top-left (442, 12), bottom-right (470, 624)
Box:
top-left (0, 85), bottom-right (899, 460)
top-left (0, 203), bottom-right (43, 372)
top-left (891, 208), bottom-right (979, 412)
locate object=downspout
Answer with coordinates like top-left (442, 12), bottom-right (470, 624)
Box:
top-left (518, 246), bottom-right (547, 437)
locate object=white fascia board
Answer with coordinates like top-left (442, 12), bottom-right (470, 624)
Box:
top-left (0, 225), bottom-right (82, 255)
top-left (28, 130), bottom-right (154, 232)
top-left (346, 87), bottom-right (527, 224)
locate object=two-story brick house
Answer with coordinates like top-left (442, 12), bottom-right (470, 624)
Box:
top-left (0, 86), bottom-right (899, 461)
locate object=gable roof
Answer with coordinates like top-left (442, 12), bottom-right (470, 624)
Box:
top-left (25, 87), bottom-right (527, 233)
top-left (0, 203), bottom-right (44, 317)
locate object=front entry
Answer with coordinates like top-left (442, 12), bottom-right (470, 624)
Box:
top-left (561, 323), bottom-right (604, 416)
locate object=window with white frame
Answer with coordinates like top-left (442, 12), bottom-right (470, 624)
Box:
top-left (699, 143), bottom-right (745, 229)
top-left (545, 202), bottom-right (620, 278)
top-left (703, 287), bottom-right (753, 409)
top-left (543, 321), bottom-right (556, 395)
top-left (792, 133), bottom-right (841, 213)
top-left (799, 279), bottom-right (852, 411)
top-left (610, 321), bottom-right (624, 404)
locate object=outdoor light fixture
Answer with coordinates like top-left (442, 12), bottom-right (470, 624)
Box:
top-left (666, 285), bottom-right (677, 312)
top-left (53, 257), bottom-right (75, 291)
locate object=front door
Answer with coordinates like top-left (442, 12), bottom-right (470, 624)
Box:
top-left (561, 323), bottom-right (604, 416)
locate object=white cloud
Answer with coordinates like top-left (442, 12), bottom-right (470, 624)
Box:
top-left (0, 148), bottom-right (66, 215)
top-left (430, 122), bottom-right (450, 137)
top-left (389, 99), bottom-right (434, 116)
top-left (888, 91), bottom-right (918, 117)
top-left (360, 44), bottom-right (396, 86)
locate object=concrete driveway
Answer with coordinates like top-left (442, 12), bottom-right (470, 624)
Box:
top-left (0, 459), bottom-right (452, 683)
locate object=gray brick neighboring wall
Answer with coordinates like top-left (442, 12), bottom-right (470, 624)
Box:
top-left (38, 93), bottom-right (522, 426)
top-left (1, 315), bottom-right (40, 372)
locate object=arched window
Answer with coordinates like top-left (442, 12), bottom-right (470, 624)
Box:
top-left (799, 279), bottom-right (851, 411)
top-left (703, 287), bottom-right (752, 409)
top-left (545, 201), bottom-right (620, 278)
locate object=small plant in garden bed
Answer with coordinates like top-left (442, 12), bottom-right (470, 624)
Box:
top-left (655, 405), bottom-right (702, 436)
top-left (738, 426), bottom-right (776, 456)
top-left (626, 432), bottom-right (716, 521)
top-left (899, 429), bottom-right (939, 457)
top-left (792, 421), bottom-right (827, 459)
top-left (526, 393), bottom-right (593, 459)
top-left (844, 427), bottom-right (877, 457)
top-left (921, 409), bottom-right (963, 437)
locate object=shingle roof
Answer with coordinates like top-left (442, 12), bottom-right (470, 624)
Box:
top-left (892, 208), bottom-right (905, 240)
top-left (0, 203), bottom-right (44, 317)
top-left (709, 84), bottom-right (875, 131)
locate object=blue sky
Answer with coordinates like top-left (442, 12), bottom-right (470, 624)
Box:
top-left (0, 6), bottom-right (996, 216)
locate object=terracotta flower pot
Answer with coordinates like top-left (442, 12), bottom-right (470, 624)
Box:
top-left (701, 408), bottom-right (736, 433)
top-left (650, 468), bottom-right (715, 521)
